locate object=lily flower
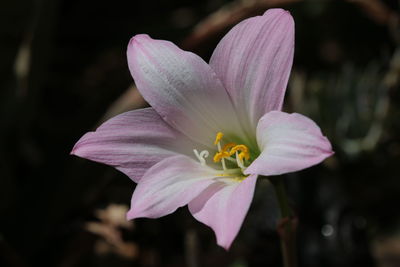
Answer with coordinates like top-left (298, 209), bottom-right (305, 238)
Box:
top-left (71, 8), bottom-right (333, 250)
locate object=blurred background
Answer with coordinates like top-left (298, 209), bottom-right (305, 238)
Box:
top-left (1, 0), bottom-right (399, 266)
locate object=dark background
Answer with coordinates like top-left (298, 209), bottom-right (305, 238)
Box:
top-left (1, 0), bottom-right (399, 266)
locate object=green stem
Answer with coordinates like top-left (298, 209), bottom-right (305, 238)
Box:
top-left (269, 177), bottom-right (297, 267)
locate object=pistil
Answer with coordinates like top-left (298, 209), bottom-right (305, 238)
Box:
top-left (193, 132), bottom-right (251, 179)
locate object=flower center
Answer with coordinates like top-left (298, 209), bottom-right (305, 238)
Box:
top-left (193, 132), bottom-right (250, 181)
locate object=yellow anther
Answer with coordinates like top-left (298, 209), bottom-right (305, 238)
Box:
top-left (211, 132), bottom-right (250, 172)
top-left (230, 144), bottom-right (250, 161)
top-left (222, 142), bottom-right (236, 153)
top-left (230, 144), bottom-right (248, 155)
top-left (213, 151), bottom-right (230, 162)
top-left (214, 132), bottom-right (224, 145)
top-left (238, 152), bottom-right (250, 161)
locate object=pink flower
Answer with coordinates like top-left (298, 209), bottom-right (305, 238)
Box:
top-left (72, 9), bottom-right (333, 250)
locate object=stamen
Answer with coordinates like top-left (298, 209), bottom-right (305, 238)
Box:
top-left (222, 142), bottom-right (236, 152)
top-left (211, 132), bottom-right (250, 174)
top-left (194, 133), bottom-right (251, 179)
top-left (235, 151), bottom-right (245, 169)
top-left (213, 151), bottom-right (230, 162)
top-left (214, 132), bottom-right (224, 145)
top-left (214, 132), bottom-right (227, 170)
top-left (220, 150), bottom-right (227, 170)
top-left (230, 144), bottom-right (248, 154)
top-left (230, 145), bottom-right (250, 161)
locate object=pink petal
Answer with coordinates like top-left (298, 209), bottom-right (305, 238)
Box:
top-left (244, 111), bottom-right (333, 176)
top-left (188, 175), bottom-right (258, 250)
top-left (127, 155), bottom-right (219, 219)
top-left (127, 34), bottom-right (245, 147)
top-left (71, 108), bottom-right (185, 182)
top-left (210, 8), bottom-right (294, 132)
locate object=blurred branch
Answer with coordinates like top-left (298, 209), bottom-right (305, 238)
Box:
top-left (347, 0), bottom-right (396, 25)
top-left (185, 229), bottom-right (199, 267)
top-left (100, 85), bottom-right (147, 123)
top-left (347, 0), bottom-right (400, 43)
top-left (360, 48), bottom-right (400, 150)
top-left (102, 0), bottom-right (400, 158)
top-left (85, 204), bottom-right (138, 260)
top-left (181, 0), bottom-right (302, 51)
top-left (347, 47), bottom-right (400, 153)
top-left (14, 34), bottom-right (32, 98)
top-left (294, 46), bottom-right (400, 156)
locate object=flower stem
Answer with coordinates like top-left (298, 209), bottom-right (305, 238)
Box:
top-left (269, 177), bottom-right (297, 267)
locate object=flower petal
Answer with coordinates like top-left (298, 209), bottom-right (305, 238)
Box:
top-left (245, 111), bottom-right (333, 176)
top-left (188, 175), bottom-right (257, 250)
top-left (127, 34), bottom-right (245, 147)
top-left (210, 8), bottom-right (294, 132)
top-left (127, 155), bottom-right (219, 219)
top-left (71, 108), bottom-right (185, 182)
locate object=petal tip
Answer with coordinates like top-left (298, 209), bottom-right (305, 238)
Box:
top-left (70, 139), bottom-right (83, 157)
top-left (70, 147), bottom-right (77, 156)
top-left (263, 8), bottom-right (294, 27)
top-left (263, 8), bottom-right (291, 16)
top-left (69, 133), bottom-right (92, 158)
top-left (312, 136), bottom-right (335, 164)
top-left (217, 239), bottom-right (232, 251)
top-left (129, 34), bottom-right (150, 44)
top-left (127, 34), bottom-right (152, 55)
top-left (326, 149), bottom-right (335, 158)
top-left (321, 136), bottom-right (334, 156)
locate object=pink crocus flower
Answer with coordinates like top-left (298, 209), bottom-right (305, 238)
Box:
top-left (72, 8), bottom-right (333, 250)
